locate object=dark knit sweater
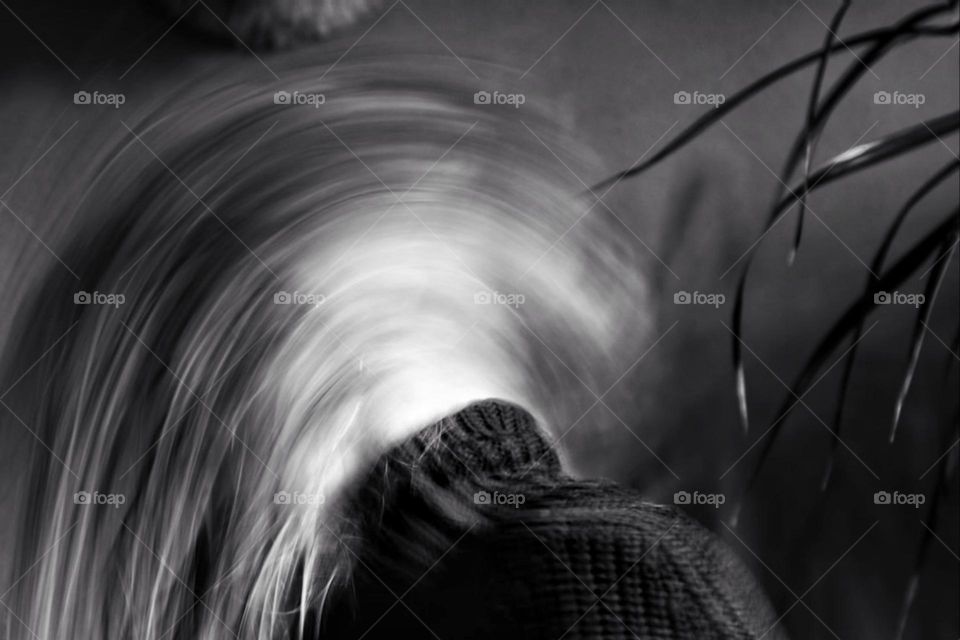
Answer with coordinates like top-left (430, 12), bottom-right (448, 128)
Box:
top-left (322, 400), bottom-right (785, 639)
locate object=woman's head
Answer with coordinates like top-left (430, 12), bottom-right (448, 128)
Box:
top-left (3, 56), bottom-right (650, 638)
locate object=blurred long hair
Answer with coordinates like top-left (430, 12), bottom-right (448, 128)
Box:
top-left (2, 56), bottom-right (649, 639)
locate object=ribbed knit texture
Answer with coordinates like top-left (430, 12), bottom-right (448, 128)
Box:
top-left (322, 400), bottom-right (785, 639)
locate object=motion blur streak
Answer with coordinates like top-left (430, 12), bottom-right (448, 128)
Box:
top-left (2, 58), bottom-right (649, 638)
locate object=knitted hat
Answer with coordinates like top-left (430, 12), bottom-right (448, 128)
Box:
top-left (322, 400), bottom-right (785, 639)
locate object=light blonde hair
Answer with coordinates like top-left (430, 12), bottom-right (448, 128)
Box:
top-left (3, 58), bottom-right (649, 639)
